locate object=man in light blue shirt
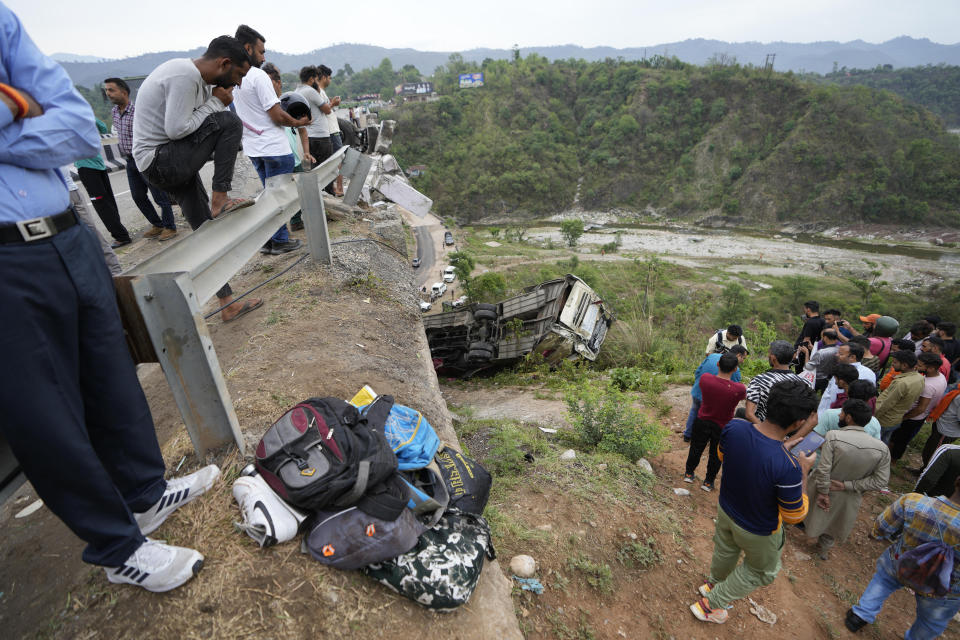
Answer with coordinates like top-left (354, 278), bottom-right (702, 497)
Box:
top-left (684, 346), bottom-right (747, 440)
top-left (0, 3), bottom-right (218, 593)
top-left (819, 343), bottom-right (877, 413)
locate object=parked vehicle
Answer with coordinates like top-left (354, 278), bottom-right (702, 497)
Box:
top-left (451, 295), bottom-right (468, 308)
top-left (423, 274), bottom-right (614, 377)
top-left (412, 257), bottom-right (421, 268)
top-left (444, 231), bottom-right (454, 246)
top-left (443, 266), bottom-right (456, 283)
top-left (430, 282), bottom-right (447, 298)
top-left (419, 301), bottom-right (432, 312)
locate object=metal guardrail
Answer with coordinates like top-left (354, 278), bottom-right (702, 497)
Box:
top-left (116, 146), bottom-right (353, 457)
top-left (0, 145), bottom-right (377, 500)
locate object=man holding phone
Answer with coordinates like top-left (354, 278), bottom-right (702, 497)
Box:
top-left (690, 379), bottom-right (818, 624)
top-left (804, 399), bottom-right (891, 559)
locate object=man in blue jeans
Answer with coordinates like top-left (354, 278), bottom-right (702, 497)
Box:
top-left (846, 477), bottom-right (960, 638)
top-left (684, 345), bottom-right (747, 441)
top-left (232, 24), bottom-right (309, 255)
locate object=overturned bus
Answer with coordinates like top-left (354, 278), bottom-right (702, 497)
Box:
top-left (423, 274), bottom-right (614, 377)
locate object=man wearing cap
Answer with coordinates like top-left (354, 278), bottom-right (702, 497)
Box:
top-left (838, 313), bottom-right (895, 369)
top-left (705, 324), bottom-right (748, 356)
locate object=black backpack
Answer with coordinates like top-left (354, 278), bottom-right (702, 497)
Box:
top-left (361, 510), bottom-right (495, 610)
top-left (714, 329), bottom-right (742, 354)
top-left (434, 445), bottom-right (492, 515)
top-left (255, 396), bottom-right (405, 518)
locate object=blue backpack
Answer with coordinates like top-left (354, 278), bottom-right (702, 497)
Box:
top-left (361, 401), bottom-right (440, 470)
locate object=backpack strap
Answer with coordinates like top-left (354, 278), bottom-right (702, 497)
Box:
top-left (336, 460), bottom-right (371, 507)
top-left (354, 475), bottom-right (408, 520)
top-left (402, 461), bottom-right (450, 528)
top-left (360, 394), bottom-right (396, 433)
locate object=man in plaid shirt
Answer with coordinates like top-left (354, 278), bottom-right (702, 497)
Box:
top-left (104, 77), bottom-right (178, 241)
top-left (846, 478), bottom-right (960, 638)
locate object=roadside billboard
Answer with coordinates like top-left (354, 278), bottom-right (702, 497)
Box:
top-left (395, 82), bottom-right (434, 96)
top-left (458, 72), bottom-right (484, 89)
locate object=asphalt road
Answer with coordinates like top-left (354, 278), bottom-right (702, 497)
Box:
top-left (86, 161), bottom-right (219, 239)
top-left (414, 224), bottom-right (435, 287)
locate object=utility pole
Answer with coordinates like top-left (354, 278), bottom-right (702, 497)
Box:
top-left (764, 53), bottom-right (776, 74)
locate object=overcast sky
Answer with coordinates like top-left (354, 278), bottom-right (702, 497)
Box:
top-left (7, 0), bottom-right (959, 59)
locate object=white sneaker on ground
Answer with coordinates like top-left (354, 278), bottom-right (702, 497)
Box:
top-left (232, 473), bottom-right (307, 547)
top-left (105, 539), bottom-right (203, 592)
top-left (134, 465), bottom-right (221, 535)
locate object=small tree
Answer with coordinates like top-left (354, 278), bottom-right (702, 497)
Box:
top-left (448, 251), bottom-right (475, 284)
top-left (489, 227), bottom-right (501, 239)
top-left (560, 219), bottom-right (584, 247)
top-left (716, 282), bottom-right (751, 325)
top-left (469, 273), bottom-right (506, 303)
top-left (637, 255), bottom-right (665, 316)
top-left (849, 270), bottom-right (888, 308)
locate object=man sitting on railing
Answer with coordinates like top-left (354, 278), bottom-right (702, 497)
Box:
top-left (132, 35), bottom-right (263, 322)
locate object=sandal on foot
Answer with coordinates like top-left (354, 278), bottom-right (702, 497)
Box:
top-left (212, 198), bottom-right (254, 218)
top-left (223, 299), bottom-right (263, 323)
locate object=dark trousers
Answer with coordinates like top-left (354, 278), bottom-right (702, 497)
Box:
top-left (77, 166), bottom-right (130, 243)
top-left (143, 110), bottom-right (242, 298)
top-left (0, 223), bottom-right (167, 566)
top-left (922, 421), bottom-right (958, 467)
top-left (125, 160), bottom-right (175, 229)
top-left (685, 417), bottom-right (724, 483)
top-left (888, 417), bottom-right (926, 461)
top-left (308, 136), bottom-right (337, 194)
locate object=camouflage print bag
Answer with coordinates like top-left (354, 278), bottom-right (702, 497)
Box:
top-left (361, 510), bottom-right (495, 611)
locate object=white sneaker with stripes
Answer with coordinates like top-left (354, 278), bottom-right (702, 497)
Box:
top-left (106, 539), bottom-right (203, 592)
top-left (134, 465), bottom-right (220, 535)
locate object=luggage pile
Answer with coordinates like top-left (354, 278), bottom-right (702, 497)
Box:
top-left (232, 387), bottom-right (494, 611)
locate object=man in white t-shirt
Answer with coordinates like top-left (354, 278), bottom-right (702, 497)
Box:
top-left (295, 66), bottom-right (331, 169)
top-left (316, 64), bottom-right (344, 196)
top-left (233, 25), bottom-right (310, 254)
top-left (888, 351), bottom-right (949, 463)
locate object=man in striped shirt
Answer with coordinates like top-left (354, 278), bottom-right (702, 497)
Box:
top-left (744, 340), bottom-right (805, 424)
top-left (104, 77), bottom-right (178, 240)
top-left (846, 479), bottom-right (960, 637)
top-left (690, 379), bottom-right (818, 624)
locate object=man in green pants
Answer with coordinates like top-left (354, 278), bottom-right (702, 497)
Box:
top-left (690, 379), bottom-right (818, 624)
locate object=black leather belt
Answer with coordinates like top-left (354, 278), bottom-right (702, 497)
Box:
top-left (0, 209), bottom-right (77, 244)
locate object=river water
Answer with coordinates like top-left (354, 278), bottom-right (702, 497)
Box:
top-left (526, 223), bottom-right (960, 291)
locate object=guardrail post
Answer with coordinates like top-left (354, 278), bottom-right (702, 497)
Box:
top-left (341, 147), bottom-right (374, 207)
top-left (297, 171), bottom-right (333, 265)
top-left (131, 272), bottom-right (244, 456)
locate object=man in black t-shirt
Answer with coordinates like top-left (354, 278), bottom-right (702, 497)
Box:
top-left (796, 301), bottom-right (825, 347)
top-left (794, 301), bottom-right (825, 370)
top-left (937, 322), bottom-right (960, 370)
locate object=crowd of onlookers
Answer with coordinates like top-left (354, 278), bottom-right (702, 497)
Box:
top-left (684, 303), bottom-right (960, 637)
top-left (70, 26), bottom-right (352, 321)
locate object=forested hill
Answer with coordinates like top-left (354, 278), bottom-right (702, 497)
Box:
top-left (386, 56), bottom-right (960, 227)
top-left (818, 65), bottom-right (960, 127)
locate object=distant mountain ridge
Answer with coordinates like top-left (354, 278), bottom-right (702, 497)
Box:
top-left (59, 37), bottom-right (960, 88)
